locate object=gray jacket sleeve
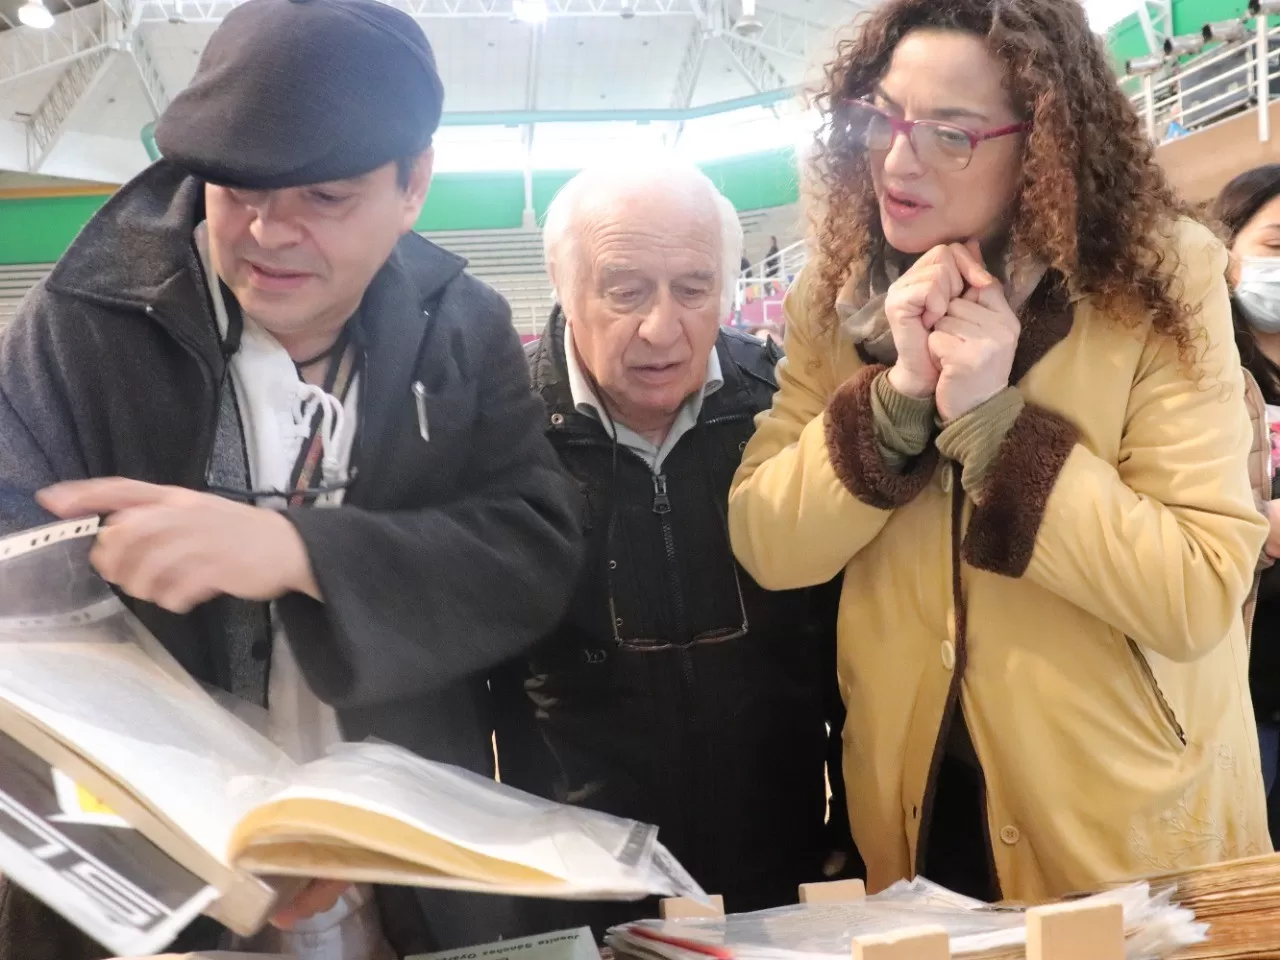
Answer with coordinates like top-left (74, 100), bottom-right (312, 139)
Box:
top-left (0, 296), bottom-right (85, 534)
top-left (277, 301), bottom-right (584, 710)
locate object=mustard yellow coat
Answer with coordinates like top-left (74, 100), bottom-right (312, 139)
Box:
top-left (728, 219), bottom-right (1272, 902)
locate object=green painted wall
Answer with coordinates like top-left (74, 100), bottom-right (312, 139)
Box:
top-left (0, 194), bottom-right (111, 265)
top-left (0, 149), bottom-right (800, 264)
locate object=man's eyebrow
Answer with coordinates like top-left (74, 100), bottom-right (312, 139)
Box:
top-left (677, 270), bottom-right (718, 284)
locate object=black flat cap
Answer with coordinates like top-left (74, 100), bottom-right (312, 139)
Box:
top-left (155, 0), bottom-right (444, 189)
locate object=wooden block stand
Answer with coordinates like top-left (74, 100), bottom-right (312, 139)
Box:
top-left (659, 881), bottom-right (1126, 960)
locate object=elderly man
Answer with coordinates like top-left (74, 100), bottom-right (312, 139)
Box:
top-left (0, 1), bottom-right (580, 956)
top-left (492, 158), bottom-right (856, 937)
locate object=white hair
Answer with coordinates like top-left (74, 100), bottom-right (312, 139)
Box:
top-left (542, 153), bottom-right (745, 318)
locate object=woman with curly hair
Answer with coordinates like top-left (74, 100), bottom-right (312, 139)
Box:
top-left (728, 0), bottom-right (1271, 902)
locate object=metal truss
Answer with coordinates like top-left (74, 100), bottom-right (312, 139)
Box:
top-left (718, 30), bottom-right (787, 95)
top-left (0, 2), bottom-right (124, 87)
top-left (665, 22), bottom-right (708, 145)
top-left (135, 0), bottom-right (702, 22)
top-left (126, 25), bottom-right (169, 114)
top-left (26, 45), bottom-right (113, 170)
top-left (710, 2), bottom-right (831, 65)
top-left (1136, 0), bottom-right (1173, 56)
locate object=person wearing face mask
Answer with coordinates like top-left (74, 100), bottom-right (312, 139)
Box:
top-left (1213, 164), bottom-right (1280, 846)
top-left (728, 0), bottom-right (1270, 904)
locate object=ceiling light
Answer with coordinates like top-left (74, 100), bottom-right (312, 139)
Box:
top-left (512, 0), bottom-right (548, 23)
top-left (734, 0), bottom-right (762, 35)
top-left (18, 0), bottom-right (54, 29)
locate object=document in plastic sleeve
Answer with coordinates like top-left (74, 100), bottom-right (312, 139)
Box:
top-left (410, 926), bottom-right (601, 960)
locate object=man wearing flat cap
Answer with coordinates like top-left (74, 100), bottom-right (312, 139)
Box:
top-left (0, 0), bottom-right (582, 957)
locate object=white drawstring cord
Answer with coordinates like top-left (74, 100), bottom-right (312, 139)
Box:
top-left (292, 383), bottom-right (347, 484)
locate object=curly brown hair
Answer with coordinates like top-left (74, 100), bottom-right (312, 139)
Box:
top-left (807, 0), bottom-right (1195, 357)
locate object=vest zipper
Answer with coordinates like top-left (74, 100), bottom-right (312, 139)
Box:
top-left (652, 471), bottom-right (704, 880)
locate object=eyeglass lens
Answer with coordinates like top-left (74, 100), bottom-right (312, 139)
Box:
top-left (850, 103), bottom-right (974, 171)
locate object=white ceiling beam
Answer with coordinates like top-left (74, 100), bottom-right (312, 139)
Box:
top-left (25, 47), bottom-right (115, 171)
top-left (0, 2), bottom-right (125, 87)
top-left (126, 25), bottom-right (169, 115)
top-left (135, 0), bottom-right (702, 21)
top-left (665, 23), bottom-right (708, 146)
top-left (520, 22), bottom-right (541, 223)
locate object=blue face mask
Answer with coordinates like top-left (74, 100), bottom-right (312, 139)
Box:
top-left (1236, 257), bottom-right (1280, 335)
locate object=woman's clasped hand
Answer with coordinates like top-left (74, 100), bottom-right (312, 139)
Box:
top-left (883, 239), bottom-right (1021, 421)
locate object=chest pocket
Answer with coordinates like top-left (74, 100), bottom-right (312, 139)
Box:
top-left (372, 363), bottom-right (477, 504)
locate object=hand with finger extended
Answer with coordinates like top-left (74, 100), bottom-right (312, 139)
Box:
top-left (35, 478), bottom-right (320, 613)
top-left (928, 241), bottom-right (1021, 422)
top-left (882, 244), bottom-right (967, 399)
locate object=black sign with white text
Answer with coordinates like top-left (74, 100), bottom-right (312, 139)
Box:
top-left (0, 727), bottom-right (215, 956)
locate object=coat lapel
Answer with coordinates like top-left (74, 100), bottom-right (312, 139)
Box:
top-left (1010, 273), bottom-right (1074, 386)
top-left (356, 257), bottom-right (434, 482)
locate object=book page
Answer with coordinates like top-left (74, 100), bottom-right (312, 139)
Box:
top-left (0, 522), bottom-right (292, 861)
top-left (230, 741), bottom-right (704, 900)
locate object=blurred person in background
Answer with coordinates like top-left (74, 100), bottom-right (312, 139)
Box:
top-left (728, 0), bottom-right (1270, 904)
top-left (1213, 164), bottom-right (1280, 847)
top-left (493, 156), bottom-right (858, 938)
top-left (764, 236), bottom-right (781, 278)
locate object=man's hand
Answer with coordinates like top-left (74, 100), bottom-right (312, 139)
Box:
top-left (884, 243), bottom-right (995, 399)
top-left (928, 240), bottom-right (1021, 422)
top-left (270, 878), bottom-right (350, 930)
top-left (37, 479), bottom-right (321, 613)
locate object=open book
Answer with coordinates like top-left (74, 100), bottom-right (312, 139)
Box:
top-left (0, 519), bottom-right (703, 956)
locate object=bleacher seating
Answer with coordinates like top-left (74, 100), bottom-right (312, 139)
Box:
top-left (0, 264), bottom-right (51, 334)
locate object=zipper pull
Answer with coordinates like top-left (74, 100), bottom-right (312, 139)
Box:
top-left (652, 473), bottom-right (671, 515)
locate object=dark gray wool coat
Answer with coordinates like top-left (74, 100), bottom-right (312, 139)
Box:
top-left (0, 159), bottom-right (583, 958)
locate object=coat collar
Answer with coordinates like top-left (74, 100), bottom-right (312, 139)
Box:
top-left (530, 306), bottom-right (764, 440)
top-left (1009, 272), bottom-right (1074, 386)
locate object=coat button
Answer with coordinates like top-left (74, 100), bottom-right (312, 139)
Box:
top-left (251, 640), bottom-right (270, 662)
top-left (999, 825), bottom-right (1020, 845)
top-left (550, 413), bottom-right (565, 426)
top-left (941, 640), bottom-right (956, 671)
top-left (939, 462), bottom-right (953, 493)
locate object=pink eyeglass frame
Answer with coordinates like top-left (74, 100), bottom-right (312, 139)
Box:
top-left (842, 98), bottom-right (1032, 162)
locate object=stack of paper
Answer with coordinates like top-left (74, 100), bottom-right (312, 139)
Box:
top-left (606, 879), bottom-right (1205, 960)
top-left (1129, 854), bottom-right (1280, 959)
